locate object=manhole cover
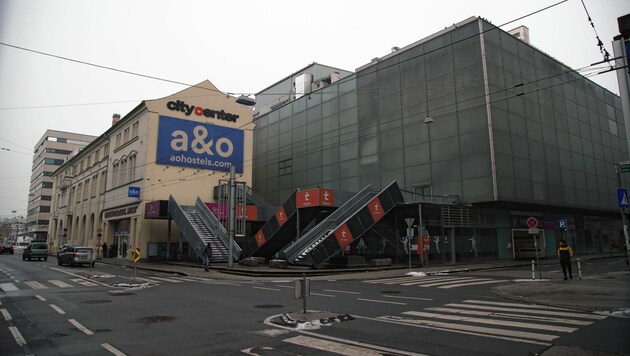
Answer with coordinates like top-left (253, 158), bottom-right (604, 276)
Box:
top-left (137, 316), bottom-right (175, 324)
top-left (254, 304), bottom-right (284, 309)
top-left (381, 290), bottom-right (401, 294)
top-left (110, 291), bottom-right (134, 296)
top-left (82, 300), bottom-right (112, 304)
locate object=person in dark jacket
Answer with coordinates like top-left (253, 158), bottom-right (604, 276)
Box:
top-left (202, 243), bottom-right (212, 272)
top-left (557, 240), bottom-right (573, 280)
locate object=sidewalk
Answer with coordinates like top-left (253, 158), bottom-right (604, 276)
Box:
top-left (96, 255), bottom-right (630, 314)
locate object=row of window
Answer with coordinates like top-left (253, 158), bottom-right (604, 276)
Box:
top-left (112, 153), bottom-right (137, 187)
top-left (115, 121), bottom-right (139, 149)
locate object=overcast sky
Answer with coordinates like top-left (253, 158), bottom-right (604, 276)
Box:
top-left (0, 0), bottom-right (629, 218)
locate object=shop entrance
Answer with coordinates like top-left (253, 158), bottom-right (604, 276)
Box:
top-left (512, 229), bottom-right (545, 260)
top-left (113, 220), bottom-right (130, 259)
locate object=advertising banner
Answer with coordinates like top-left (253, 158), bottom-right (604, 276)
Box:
top-left (296, 188), bottom-right (335, 208)
top-left (156, 115), bottom-right (244, 173)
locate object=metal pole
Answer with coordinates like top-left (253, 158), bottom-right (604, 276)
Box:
top-left (228, 165), bottom-right (236, 268)
top-left (615, 164), bottom-right (630, 269)
top-left (531, 259), bottom-right (535, 280)
top-left (302, 273), bottom-right (307, 314)
top-left (577, 258), bottom-right (582, 280)
top-left (418, 204), bottom-right (423, 267)
top-left (534, 234), bottom-right (542, 280)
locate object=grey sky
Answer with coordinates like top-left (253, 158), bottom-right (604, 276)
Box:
top-left (0, 0), bottom-right (629, 218)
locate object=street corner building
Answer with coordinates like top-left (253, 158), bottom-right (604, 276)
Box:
top-left (48, 80), bottom-right (255, 261)
top-left (47, 16), bottom-right (630, 268)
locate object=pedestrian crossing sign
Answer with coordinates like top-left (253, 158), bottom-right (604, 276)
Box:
top-left (617, 188), bottom-right (629, 208)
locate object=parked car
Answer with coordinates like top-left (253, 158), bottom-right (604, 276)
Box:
top-left (57, 246), bottom-right (95, 267)
top-left (22, 242), bottom-right (49, 261)
top-left (1, 244), bottom-right (15, 254)
top-left (57, 244), bottom-right (77, 257)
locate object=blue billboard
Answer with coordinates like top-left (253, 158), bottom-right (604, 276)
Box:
top-left (156, 115), bottom-right (244, 173)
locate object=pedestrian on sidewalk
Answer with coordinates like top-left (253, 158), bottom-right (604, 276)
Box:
top-left (557, 240), bottom-right (573, 280)
top-left (202, 243), bottom-right (212, 272)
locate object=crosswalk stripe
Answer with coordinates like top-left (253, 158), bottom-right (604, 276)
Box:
top-left (0, 283), bottom-right (19, 292)
top-left (438, 280), bottom-right (508, 289)
top-left (283, 335), bottom-right (383, 356)
top-left (378, 315), bottom-right (558, 342)
top-left (419, 278), bottom-right (487, 287)
top-left (445, 303), bottom-right (607, 320)
top-left (401, 277), bottom-right (475, 286)
top-left (182, 276), bottom-right (213, 282)
top-left (169, 277), bottom-right (200, 282)
top-left (426, 307), bottom-right (593, 326)
top-left (48, 280), bottom-right (73, 288)
top-left (135, 277), bottom-right (161, 283)
top-left (24, 281), bottom-right (49, 289)
top-left (149, 276), bottom-right (184, 283)
top-left (402, 310), bottom-right (577, 333)
top-left (462, 299), bottom-right (573, 311)
top-left (70, 278), bottom-right (98, 287)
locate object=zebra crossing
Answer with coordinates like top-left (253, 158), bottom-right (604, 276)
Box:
top-left (364, 274), bottom-right (509, 289)
top-left (376, 299), bottom-right (607, 345)
top-left (0, 278), bottom-right (99, 292)
top-left (134, 275), bottom-right (214, 284)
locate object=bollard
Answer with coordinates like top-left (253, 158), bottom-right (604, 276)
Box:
top-left (577, 258), bottom-right (582, 280)
top-left (531, 259), bottom-right (535, 280)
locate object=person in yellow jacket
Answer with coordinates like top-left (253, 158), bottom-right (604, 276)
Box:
top-left (557, 240), bottom-right (573, 280)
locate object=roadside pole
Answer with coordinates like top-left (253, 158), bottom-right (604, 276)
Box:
top-left (615, 163), bottom-right (630, 269)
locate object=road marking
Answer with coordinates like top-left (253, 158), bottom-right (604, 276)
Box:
top-left (169, 277), bottom-right (201, 282)
top-left (48, 280), bottom-right (73, 288)
top-left (323, 289), bottom-right (361, 295)
top-left (426, 307), bottom-right (593, 326)
top-left (71, 278), bottom-right (98, 286)
top-left (102, 343), bottom-right (127, 356)
top-left (35, 295), bottom-right (47, 302)
top-left (357, 298), bottom-right (406, 305)
top-left (0, 283), bottom-right (19, 292)
top-left (69, 319), bottom-right (94, 335)
top-left (25, 281), bottom-right (49, 289)
top-left (419, 278), bottom-right (488, 287)
top-left (446, 303), bottom-right (607, 320)
top-left (9, 326), bottom-right (27, 346)
top-left (378, 315), bottom-right (558, 342)
top-left (1, 308), bottom-right (12, 321)
top-left (402, 310), bottom-right (578, 333)
top-left (283, 335), bottom-right (383, 355)
top-left (135, 277), bottom-right (161, 283)
top-left (383, 295), bottom-right (433, 301)
top-left (401, 276), bottom-right (475, 286)
top-left (50, 304), bottom-right (66, 315)
top-left (275, 284), bottom-right (294, 289)
top-left (463, 299), bottom-right (573, 311)
top-left (438, 280), bottom-right (508, 289)
top-left (311, 292), bottom-right (335, 298)
top-left (149, 276), bottom-right (184, 283)
top-left (253, 286), bottom-right (281, 291)
top-left (183, 276), bottom-right (214, 281)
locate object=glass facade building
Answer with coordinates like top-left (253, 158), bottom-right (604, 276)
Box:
top-left (252, 17), bottom-right (627, 263)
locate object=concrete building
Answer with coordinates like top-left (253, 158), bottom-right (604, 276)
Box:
top-left (251, 16), bottom-right (628, 264)
top-left (27, 130), bottom-right (96, 241)
top-left (48, 81), bottom-right (254, 260)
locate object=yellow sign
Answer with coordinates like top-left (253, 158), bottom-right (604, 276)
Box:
top-left (133, 248), bottom-right (141, 263)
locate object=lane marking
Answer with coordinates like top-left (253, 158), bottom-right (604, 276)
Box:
top-left (310, 292), bottom-right (335, 298)
top-left (69, 319), bottom-right (94, 335)
top-left (25, 281), bottom-right (49, 289)
top-left (102, 343), bottom-right (127, 356)
top-left (420, 278), bottom-right (488, 288)
top-left (402, 310), bottom-right (577, 333)
top-left (183, 276), bottom-right (214, 281)
top-left (1, 308), bottom-right (12, 321)
top-left (283, 335), bottom-right (382, 355)
top-left (401, 276), bottom-right (476, 286)
top-left (35, 295), bottom-right (47, 302)
top-left (0, 283), bottom-right (19, 292)
top-left (357, 298), bottom-right (406, 305)
top-left (275, 285), bottom-right (294, 289)
top-left (9, 326), bottom-right (27, 346)
top-left (323, 289), bottom-right (360, 295)
top-left (48, 280), bottom-right (73, 288)
top-left (383, 295), bottom-right (433, 301)
top-left (253, 286), bottom-right (281, 291)
top-left (135, 277), bottom-right (161, 283)
top-left (71, 278), bottom-right (98, 286)
top-left (169, 277), bottom-right (201, 282)
top-left (50, 304), bottom-right (66, 315)
top-left (463, 299), bottom-right (575, 311)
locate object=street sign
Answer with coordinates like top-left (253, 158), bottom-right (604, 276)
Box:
top-left (133, 248), bottom-right (141, 263)
top-left (526, 217), bottom-right (539, 228)
top-left (128, 186), bottom-right (140, 198)
top-left (617, 188), bottom-right (629, 208)
top-left (528, 227), bottom-right (540, 235)
top-left (558, 218), bottom-right (568, 231)
top-left (620, 161), bottom-right (630, 173)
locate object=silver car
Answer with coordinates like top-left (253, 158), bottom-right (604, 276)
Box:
top-left (57, 246), bottom-right (95, 267)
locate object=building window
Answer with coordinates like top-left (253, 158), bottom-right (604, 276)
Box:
top-left (95, 149), bottom-right (100, 162)
top-left (42, 181), bottom-right (53, 189)
top-left (76, 183), bottom-right (82, 202)
top-left (413, 185), bottom-right (433, 203)
top-left (120, 157), bottom-right (128, 184)
top-left (128, 154), bottom-right (136, 181)
top-left (115, 133), bottom-right (122, 148)
top-left (112, 161), bottom-right (119, 187)
top-left (83, 179), bottom-right (89, 200)
top-left (101, 171), bottom-right (107, 193)
top-left (123, 127), bottom-right (130, 143)
top-left (279, 158), bottom-right (292, 176)
top-left (131, 121), bottom-right (139, 138)
top-left (91, 175), bottom-right (98, 197)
